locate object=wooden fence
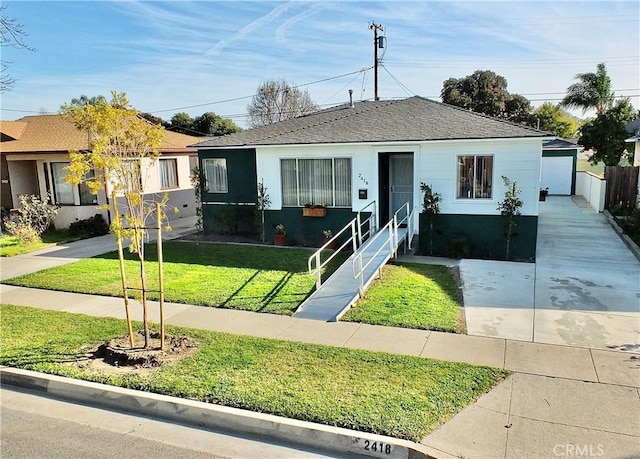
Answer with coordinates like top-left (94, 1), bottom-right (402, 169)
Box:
top-left (604, 166), bottom-right (639, 212)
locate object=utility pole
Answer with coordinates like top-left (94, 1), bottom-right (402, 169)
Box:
top-left (369, 22), bottom-right (384, 101)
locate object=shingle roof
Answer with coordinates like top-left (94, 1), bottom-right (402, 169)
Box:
top-left (543, 138), bottom-right (580, 149)
top-left (0, 114), bottom-right (201, 153)
top-left (194, 96), bottom-right (548, 149)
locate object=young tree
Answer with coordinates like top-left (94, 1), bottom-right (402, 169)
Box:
top-left (61, 91), bottom-right (167, 349)
top-left (560, 63), bottom-right (614, 115)
top-left (247, 78), bottom-right (319, 128)
top-left (497, 176), bottom-right (523, 260)
top-left (1, 5), bottom-right (36, 92)
top-left (419, 183), bottom-right (441, 255)
top-left (580, 99), bottom-right (636, 166)
top-left (256, 179), bottom-right (271, 243)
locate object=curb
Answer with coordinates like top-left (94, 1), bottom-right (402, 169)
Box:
top-left (603, 210), bottom-right (640, 262)
top-left (0, 366), bottom-right (441, 459)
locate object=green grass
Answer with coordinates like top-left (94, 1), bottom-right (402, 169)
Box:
top-left (0, 229), bottom-right (84, 257)
top-left (4, 241), bottom-right (346, 315)
top-left (0, 304), bottom-right (507, 441)
top-left (341, 263), bottom-right (461, 332)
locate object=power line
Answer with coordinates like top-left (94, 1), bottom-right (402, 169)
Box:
top-left (380, 64), bottom-right (414, 97)
top-left (150, 67), bottom-right (373, 114)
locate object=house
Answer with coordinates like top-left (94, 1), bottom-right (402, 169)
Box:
top-left (193, 96), bottom-right (551, 260)
top-left (624, 118), bottom-right (640, 197)
top-left (540, 138), bottom-right (580, 196)
top-left (1, 114), bottom-right (201, 228)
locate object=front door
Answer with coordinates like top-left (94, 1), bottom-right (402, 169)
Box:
top-left (389, 154), bottom-right (414, 217)
top-left (379, 153), bottom-right (414, 223)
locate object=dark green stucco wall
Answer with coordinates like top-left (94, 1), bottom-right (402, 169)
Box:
top-left (418, 213), bottom-right (538, 261)
top-left (199, 148), bottom-right (258, 204)
top-left (199, 148), bottom-right (258, 234)
top-left (264, 208), bottom-right (361, 247)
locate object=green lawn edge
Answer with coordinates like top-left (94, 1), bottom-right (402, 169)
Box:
top-left (0, 304), bottom-right (508, 442)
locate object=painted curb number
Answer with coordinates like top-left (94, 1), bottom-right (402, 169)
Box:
top-left (352, 437), bottom-right (396, 457)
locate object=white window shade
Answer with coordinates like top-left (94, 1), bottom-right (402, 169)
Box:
top-left (203, 158), bottom-right (228, 193)
top-left (281, 158), bottom-right (352, 207)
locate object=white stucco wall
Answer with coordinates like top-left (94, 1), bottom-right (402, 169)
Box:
top-left (255, 137), bottom-right (542, 219)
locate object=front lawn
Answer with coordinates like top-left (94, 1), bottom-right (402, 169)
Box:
top-left (0, 229), bottom-right (81, 257)
top-left (342, 262), bottom-right (462, 332)
top-left (0, 304), bottom-right (507, 441)
top-left (4, 241), bottom-right (346, 315)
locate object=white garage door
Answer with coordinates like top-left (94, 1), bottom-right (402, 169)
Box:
top-left (540, 156), bottom-right (573, 195)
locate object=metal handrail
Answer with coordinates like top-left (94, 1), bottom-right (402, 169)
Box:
top-left (352, 202), bottom-right (413, 295)
top-left (351, 220), bottom-right (396, 295)
top-left (307, 201), bottom-right (377, 289)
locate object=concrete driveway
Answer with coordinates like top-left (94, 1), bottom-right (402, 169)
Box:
top-left (462, 196), bottom-right (640, 351)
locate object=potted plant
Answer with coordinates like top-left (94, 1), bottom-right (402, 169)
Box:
top-left (322, 229), bottom-right (336, 249)
top-left (539, 187), bottom-right (549, 202)
top-left (302, 202), bottom-right (327, 217)
top-left (273, 223), bottom-right (287, 246)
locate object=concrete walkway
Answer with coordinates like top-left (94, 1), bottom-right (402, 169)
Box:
top-left (461, 196), bottom-right (640, 351)
top-left (1, 216), bottom-right (639, 458)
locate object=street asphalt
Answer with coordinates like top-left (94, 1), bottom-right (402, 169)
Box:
top-left (1, 204), bottom-right (639, 458)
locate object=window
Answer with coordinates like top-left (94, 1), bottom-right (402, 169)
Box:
top-left (159, 158), bottom-right (178, 189)
top-left (51, 162), bottom-right (74, 204)
top-left (457, 155), bottom-right (493, 199)
top-left (79, 170), bottom-right (97, 205)
top-left (203, 158), bottom-right (228, 193)
top-left (281, 158), bottom-right (352, 207)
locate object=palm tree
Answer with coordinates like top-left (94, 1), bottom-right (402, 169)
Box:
top-left (70, 94), bottom-right (106, 107)
top-left (560, 63), bottom-right (614, 115)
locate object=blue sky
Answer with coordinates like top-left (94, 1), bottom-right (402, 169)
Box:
top-left (2, 1), bottom-right (638, 128)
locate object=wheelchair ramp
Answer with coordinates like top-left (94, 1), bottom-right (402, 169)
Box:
top-left (294, 225), bottom-right (410, 322)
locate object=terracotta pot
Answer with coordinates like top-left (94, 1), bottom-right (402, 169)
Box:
top-left (273, 234), bottom-right (287, 246)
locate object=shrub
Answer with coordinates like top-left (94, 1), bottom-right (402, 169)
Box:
top-left (3, 194), bottom-right (58, 244)
top-left (3, 221), bottom-right (40, 245)
top-left (69, 214), bottom-right (110, 237)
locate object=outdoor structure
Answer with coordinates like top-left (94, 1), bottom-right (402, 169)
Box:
top-left (194, 96), bottom-right (551, 260)
top-left (540, 138), bottom-right (580, 196)
top-left (1, 115), bottom-right (201, 228)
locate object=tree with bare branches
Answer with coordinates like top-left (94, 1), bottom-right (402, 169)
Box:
top-left (247, 78), bottom-right (318, 128)
top-left (1, 5), bottom-right (36, 92)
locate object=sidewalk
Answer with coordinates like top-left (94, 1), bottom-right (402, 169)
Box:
top-left (1, 225), bottom-right (639, 458)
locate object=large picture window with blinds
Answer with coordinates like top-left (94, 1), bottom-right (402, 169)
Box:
top-left (203, 158), bottom-right (228, 193)
top-left (281, 158), bottom-right (352, 207)
top-left (457, 155), bottom-right (493, 199)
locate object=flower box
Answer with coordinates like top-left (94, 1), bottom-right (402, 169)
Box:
top-left (302, 207), bottom-right (326, 217)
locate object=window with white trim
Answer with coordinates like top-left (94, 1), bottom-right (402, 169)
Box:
top-left (159, 158), bottom-right (178, 189)
top-left (51, 162), bottom-right (74, 204)
top-left (203, 158), bottom-right (228, 193)
top-left (281, 158), bottom-right (352, 207)
top-left (457, 155), bottom-right (493, 199)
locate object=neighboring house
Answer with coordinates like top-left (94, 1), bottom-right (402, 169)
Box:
top-left (624, 119), bottom-right (640, 197)
top-left (194, 96), bottom-right (551, 260)
top-left (540, 138), bottom-right (580, 196)
top-left (1, 114), bottom-right (201, 228)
